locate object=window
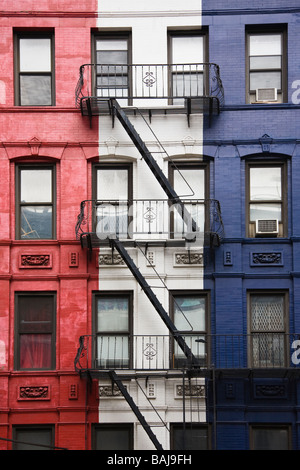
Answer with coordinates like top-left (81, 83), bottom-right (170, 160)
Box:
top-left (15, 32), bottom-right (54, 106)
top-left (94, 34), bottom-right (130, 104)
top-left (250, 425), bottom-right (291, 450)
top-left (93, 424), bottom-right (133, 450)
top-left (248, 292), bottom-right (288, 368)
top-left (15, 293), bottom-right (56, 370)
top-left (169, 31), bottom-right (206, 104)
top-left (16, 165), bottom-right (55, 239)
top-left (246, 162), bottom-right (286, 238)
top-left (171, 424), bottom-right (209, 450)
top-left (169, 162), bottom-right (207, 239)
top-left (93, 163), bottom-right (132, 239)
top-left (94, 293), bottom-right (132, 369)
top-left (12, 425), bottom-right (55, 450)
top-left (171, 292), bottom-right (208, 368)
top-left (246, 27), bottom-right (287, 103)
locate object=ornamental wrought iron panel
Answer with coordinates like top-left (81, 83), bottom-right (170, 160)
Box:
top-left (75, 199), bottom-right (224, 247)
top-left (75, 63), bottom-right (224, 114)
top-left (74, 333), bottom-right (300, 373)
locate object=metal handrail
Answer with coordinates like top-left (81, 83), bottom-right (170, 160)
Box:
top-left (75, 333), bottom-right (300, 373)
top-left (75, 198), bottom-right (224, 244)
top-left (75, 62), bottom-right (224, 108)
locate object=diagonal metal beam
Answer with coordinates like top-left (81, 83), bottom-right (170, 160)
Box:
top-left (109, 370), bottom-right (163, 450)
top-left (111, 99), bottom-right (198, 233)
top-left (111, 239), bottom-right (199, 367)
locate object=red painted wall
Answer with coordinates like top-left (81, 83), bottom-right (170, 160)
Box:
top-left (0, 1), bottom-right (100, 450)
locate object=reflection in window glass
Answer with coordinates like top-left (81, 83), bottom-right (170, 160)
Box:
top-left (18, 166), bottom-right (54, 240)
top-left (249, 166), bottom-right (282, 223)
top-left (173, 166), bottom-right (205, 237)
top-left (21, 206), bottom-right (53, 239)
top-left (172, 294), bottom-right (207, 367)
top-left (17, 35), bottom-right (53, 106)
top-left (96, 295), bottom-right (130, 369)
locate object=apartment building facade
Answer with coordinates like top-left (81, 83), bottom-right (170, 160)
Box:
top-left (0, 0), bottom-right (299, 451)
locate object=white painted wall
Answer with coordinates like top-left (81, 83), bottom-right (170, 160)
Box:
top-left (96, 0), bottom-right (205, 451)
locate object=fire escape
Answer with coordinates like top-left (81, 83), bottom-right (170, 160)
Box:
top-left (74, 61), bottom-right (225, 450)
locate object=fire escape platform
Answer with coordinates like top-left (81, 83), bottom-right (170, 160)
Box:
top-left (76, 365), bottom-right (300, 382)
top-left (79, 96), bottom-right (220, 122)
top-left (75, 62), bottom-right (224, 126)
top-left (79, 233), bottom-right (195, 250)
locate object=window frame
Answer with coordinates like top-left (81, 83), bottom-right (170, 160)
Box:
top-left (92, 32), bottom-right (132, 103)
top-left (92, 163), bottom-right (133, 238)
top-left (14, 292), bottom-right (56, 371)
top-left (170, 290), bottom-right (210, 368)
top-left (15, 163), bottom-right (56, 240)
top-left (12, 425), bottom-right (55, 450)
top-left (245, 25), bottom-right (287, 104)
top-left (92, 424), bottom-right (134, 450)
top-left (170, 423), bottom-right (210, 450)
top-left (168, 30), bottom-right (208, 104)
top-left (247, 290), bottom-right (289, 369)
top-left (93, 291), bottom-right (133, 369)
top-left (249, 424), bottom-right (292, 450)
top-left (169, 161), bottom-right (209, 239)
top-left (245, 160), bottom-right (287, 238)
top-left (14, 31), bottom-right (55, 106)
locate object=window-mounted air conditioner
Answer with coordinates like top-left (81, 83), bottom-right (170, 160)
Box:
top-left (255, 219), bottom-right (279, 237)
top-left (256, 88), bottom-right (277, 102)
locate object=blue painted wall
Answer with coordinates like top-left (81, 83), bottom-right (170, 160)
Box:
top-left (202, 2), bottom-right (300, 449)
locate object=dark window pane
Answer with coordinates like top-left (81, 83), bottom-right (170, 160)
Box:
top-left (95, 426), bottom-right (132, 450)
top-left (253, 428), bottom-right (289, 450)
top-left (14, 428), bottom-right (53, 450)
top-left (21, 206), bottom-right (52, 239)
top-left (19, 295), bottom-right (53, 333)
top-left (172, 426), bottom-right (208, 450)
top-left (20, 75), bottom-right (52, 105)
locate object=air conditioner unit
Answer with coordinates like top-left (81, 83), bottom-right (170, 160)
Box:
top-left (256, 88), bottom-right (277, 102)
top-left (255, 219), bottom-right (279, 237)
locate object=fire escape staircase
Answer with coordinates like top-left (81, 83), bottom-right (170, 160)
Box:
top-left (76, 97), bottom-right (223, 450)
